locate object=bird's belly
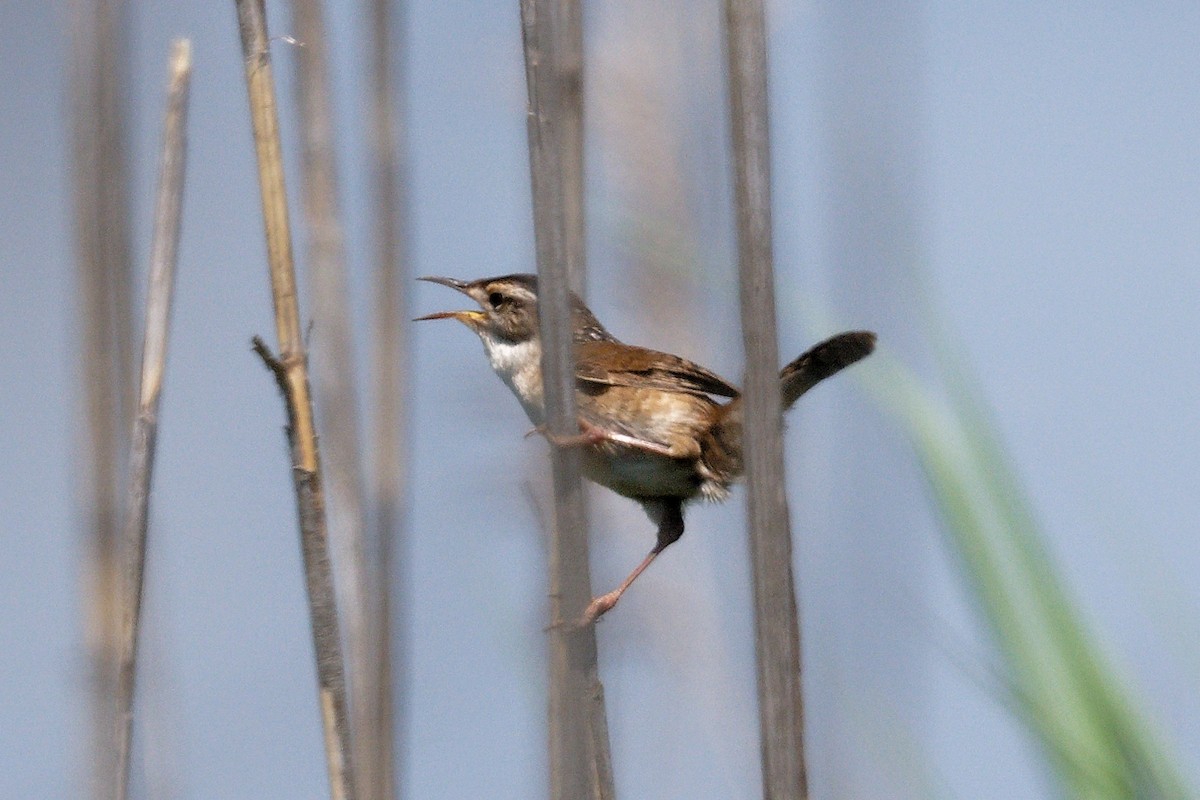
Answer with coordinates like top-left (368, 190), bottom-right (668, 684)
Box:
top-left (582, 449), bottom-right (698, 500)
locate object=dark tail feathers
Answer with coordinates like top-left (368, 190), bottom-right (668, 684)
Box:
top-left (780, 330), bottom-right (876, 409)
top-left (702, 331), bottom-right (875, 484)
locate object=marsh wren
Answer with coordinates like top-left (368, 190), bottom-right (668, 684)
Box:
top-left (417, 274), bottom-right (875, 625)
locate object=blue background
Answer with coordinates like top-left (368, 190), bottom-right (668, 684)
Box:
top-left (2, 2), bottom-right (1197, 798)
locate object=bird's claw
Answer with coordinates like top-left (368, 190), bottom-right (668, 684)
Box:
top-left (525, 420), bottom-right (608, 448)
top-left (578, 591), bottom-right (620, 627)
top-left (527, 420), bottom-right (673, 457)
top-left (544, 591), bottom-right (621, 633)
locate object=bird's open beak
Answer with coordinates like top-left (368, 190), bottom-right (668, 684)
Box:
top-left (413, 309), bottom-right (484, 325)
top-left (418, 275), bottom-right (470, 292)
top-left (414, 276), bottom-right (485, 327)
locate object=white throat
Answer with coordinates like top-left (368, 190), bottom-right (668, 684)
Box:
top-left (478, 332), bottom-right (544, 424)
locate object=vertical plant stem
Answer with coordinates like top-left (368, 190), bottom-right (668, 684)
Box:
top-left (519, 2), bottom-right (615, 799)
top-left (724, 1), bottom-right (808, 798)
top-left (558, 0), bottom-right (586, 293)
top-left (288, 0), bottom-right (374, 791)
top-left (69, 0), bottom-right (134, 795)
top-left (366, 0), bottom-right (410, 795)
top-left (233, 2), bottom-right (356, 798)
top-left (113, 39), bottom-right (192, 800)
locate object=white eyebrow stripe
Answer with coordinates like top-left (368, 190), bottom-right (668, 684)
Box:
top-left (498, 285), bottom-right (537, 303)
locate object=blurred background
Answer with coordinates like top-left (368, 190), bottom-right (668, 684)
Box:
top-left (2, 1), bottom-right (1198, 798)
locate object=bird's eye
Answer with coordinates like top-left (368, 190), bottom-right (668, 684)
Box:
top-left (488, 291), bottom-right (505, 309)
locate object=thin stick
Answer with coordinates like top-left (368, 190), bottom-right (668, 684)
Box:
top-left (233, 2), bottom-right (356, 798)
top-left (519, 2), bottom-right (615, 799)
top-left (289, 0), bottom-right (374, 791)
top-left (113, 39), bottom-right (191, 800)
top-left (366, 0), bottom-right (411, 795)
top-left (724, 1), bottom-right (808, 798)
top-left (70, 0), bottom-right (135, 795)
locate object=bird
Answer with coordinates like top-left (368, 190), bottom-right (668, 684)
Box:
top-left (417, 273), bottom-right (875, 625)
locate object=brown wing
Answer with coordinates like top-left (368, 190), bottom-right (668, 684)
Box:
top-left (574, 340), bottom-right (739, 399)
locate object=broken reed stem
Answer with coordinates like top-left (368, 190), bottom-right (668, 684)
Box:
top-left (113, 39), bottom-right (191, 800)
top-left (519, 2), bottom-right (615, 799)
top-left (233, 2), bottom-right (355, 798)
top-left (288, 0), bottom-right (375, 792)
top-left (366, 0), bottom-right (410, 795)
top-left (723, 1), bottom-right (808, 798)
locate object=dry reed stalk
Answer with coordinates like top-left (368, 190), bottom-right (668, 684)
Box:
top-left (519, 2), bottom-right (615, 798)
top-left (233, 1), bottom-right (355, 797)
top-left (365, 0), bottom-right (411, 795)
top-left (112, 40), bottom-right (192, 800)
top-left (69, 0), bottom-right (135, 795)
top-left (558, 0), bottom-right (586, 293)
top-left (288, 0), bottom-right (375, 791)
top-left (724, 1), bottom-right (809, 797)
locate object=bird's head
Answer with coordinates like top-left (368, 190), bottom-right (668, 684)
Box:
top-left (416, 274), bottom-right (543, 345)
top-left (415, 274), bottom-right (613, 346)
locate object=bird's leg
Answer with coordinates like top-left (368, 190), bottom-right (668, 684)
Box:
top-left (578, 551), bottom-right (657, 625)
top-left (527, 417), bottom-right (674, 456)
top-left (576, 501), bottom-right (685, 627)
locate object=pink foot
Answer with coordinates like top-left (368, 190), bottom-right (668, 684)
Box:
top-left (578, 590), bottom-right (621, 627)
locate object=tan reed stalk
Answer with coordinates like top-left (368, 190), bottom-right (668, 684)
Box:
top-left (69, 0), bottom-right (135, 794)
top-left (365, 0), bottom-right (412, 794)
top-left (724, 1), bottom-right (809, 797)
top-left (287, 0), bottom-right (375, 791)
top-left (233, 1), bottom-right (356, 797)
top-left (518, 2), bottom-right (615, 798)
